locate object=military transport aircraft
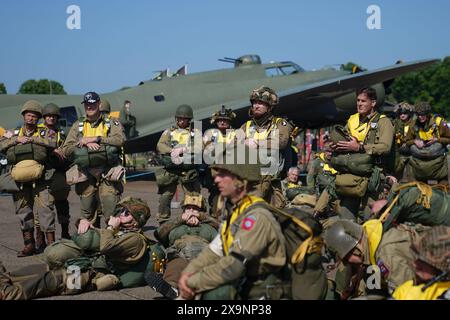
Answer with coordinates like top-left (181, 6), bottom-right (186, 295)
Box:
top-left (0, 54), bottom-right (437, 153)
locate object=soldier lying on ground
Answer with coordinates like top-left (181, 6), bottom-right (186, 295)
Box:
top-left (371, 181), bottom-right (450, 231)
top-left (0, 197), bottom-right (165, 300)
top-left (145, 193), bottom-right (218, 299)
top-left (323, 219), bottom-right (429, 299)
top-left (392, 225), bottom-right (450, 300)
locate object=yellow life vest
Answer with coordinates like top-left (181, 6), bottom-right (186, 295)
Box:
top-left (318, 152), bottom-right (338, 175)
top-left (362, 219), bottom-right (383, 265)
top-left (392, 280), bottom-right (450, 300)
top-left (417, 116), bottom-right (443, 141)
top-left (245, 117), bottom-right (283, 141)
top-left (287, 182), bottom-right (300, 189)
top-left (347, 113), bottom-right (386, 143)
top-left (220, 195), bottom-right (265, 256)
top-left (216, 130), bottom-right (236, 144)
top-left (170, 127), bottom-right (193, 147)
top-left (79, 117), bottom-right (110, 138)
top-left (15, 127), bottom-right (41, 137)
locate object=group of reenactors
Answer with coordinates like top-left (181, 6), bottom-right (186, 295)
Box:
top-left (0, 85), bottom-right (449, 300)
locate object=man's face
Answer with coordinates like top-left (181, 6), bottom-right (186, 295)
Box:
top-left (399, 112), bottom-right (410, 122)
top-left (125, 103), bottom-right (131, 109)
top-left (23, 112), bottom-right (40, 126)
top-left (176, 117), bottom-right (190, 129)
top-left (44, 115), bottom-right (58, 127)
top-left (118, 209), bottom-right (136, 227)
top-left (84, 101), bottom-right (100, 118)
top-left (216, 119), bottom-right (230, 131)
top-left (417, 113), bottom-right (429, 124)
top-left (214, 169), bottom-right (240, 198)
top-left (251, 100), bottom-right (270, 119)
top-left (287, 169), bottom-right (299, 183)
top-left (414, 259), bottom-right (439, 283)
top-left (356, 93), bottom-right (376, 117)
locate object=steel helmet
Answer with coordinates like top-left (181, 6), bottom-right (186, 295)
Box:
top-left (323, 220), bottom-right (364, 260)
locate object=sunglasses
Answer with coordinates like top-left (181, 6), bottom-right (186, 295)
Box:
top-left (119, 208), bottom-right (131, 217)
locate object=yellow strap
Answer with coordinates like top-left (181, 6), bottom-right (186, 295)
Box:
top-left (245, 118), bottom-right (282, 141)
top-left (18, 127), bottom-right (40, 137)
top-left (269, 205), bottom-right (319, 264)
top-left (170, 128), bottom-right (191, 146)
top-left (362, 219), bottom-right (383, 265)
top-left (82, 121), bottom-right (108, 137)
top-left (220, 195), bottom-right (265, 256)
top-left (347, 113), bottom-right (384, 142)
top-left (418, 116), bottom-right (442, 141)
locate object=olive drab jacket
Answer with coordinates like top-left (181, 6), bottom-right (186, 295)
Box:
top-left (393, 118), bottom-right (415, 148)
top-left (405, 115), bottom-right (450, 146)
top-left (157, 124), bottom-right (202, 157)
top-left (240, 116), bottom-right (294, 177)
top-left (183, 195), bottom-right (286, 293)
top-left (0, 126), bottom-right (56, 155)
top-left (60, 115), bottom-right (125, 158)
top-left (345, 112), bottom-right (394, 156)
top-left (381, 183), bottom-right (450, 231)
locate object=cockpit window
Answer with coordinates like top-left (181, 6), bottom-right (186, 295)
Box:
top-left (265, 64), bottom-right (303, 77)
top-left (265, 67), bottom-right (284, 78)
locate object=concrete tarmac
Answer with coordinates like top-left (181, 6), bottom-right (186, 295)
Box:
top-left (0, 180), bottom-right (185, 300)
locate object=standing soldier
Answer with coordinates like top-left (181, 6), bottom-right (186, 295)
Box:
top-left (332, 87), bottom-right (394, 221)
top-left (203, 105), bottom-right (238, 216)
top-left (40, 103), bottom-right (71, 241)
top-left (0, 100), bottom-right (57, 257)
top-left (155, 104), bottom-right (202, 224)
top-left (60, 92), bottom-right (125, 227)
top-left (99, 99), bottom-right (112, 117)
top-left (405, 102), bottom-right (450, 185)
top-left (392, 102), bottom-right (415, 181)
top-left (241, 86), bottom-right (294, 208)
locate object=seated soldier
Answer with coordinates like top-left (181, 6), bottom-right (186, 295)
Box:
top-left (371, 181), bottom-right (450, 231)
top-left (145, 193), bottom-right (218, 299)
top-left (0, 197), bottom-right (165, 300)
top-left (392, 226), bottom-right (450, 300)
top-left (323, 219), bottom-right (427, 299)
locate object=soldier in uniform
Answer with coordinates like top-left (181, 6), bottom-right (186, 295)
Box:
top-left (155, 104), bottom-right (202, 223)
top-left (40, 103), bottom-right (71, 242)
top-left (119, 100), bottom-right (137, 139)
top-left (203, 105), bottom-right (238, 216)
top-left (178, 147), bottom-right (288, 300)
top-left (324, 219), bottom-right (423, 299)
top-left (392, 225), bottom-right (450, 300)
top-left (99, 99), bottom-right (112, 117)
top-left (281, 167), bottom-right (316, 212)
top-left (370, 182), bottom-right (450, 231)
top-left (392, 102), bottom-right (415, 181)
top-left (0, 197), bottom-right (165, 300)
top-left (60, 92), bottom-right (125, 226)
top-left (0, 100), bottom-right (58, 257)
top-left (145, 193), bottom-right (218, 299)
top-left (240, 86), bottom-right (294, 209)
top-left (332, 87), bottom-right (394, 220)
top-left (405, 101), bottom-right (450, 185)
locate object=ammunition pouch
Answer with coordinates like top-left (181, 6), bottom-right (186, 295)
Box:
top-left (72, 145), bottom-right (120, 169)
top-left (11, 160), bottom-right (44, 183)
top-left (103, 165), bottom-right (126, 182)
top-left (410, 143), bottom-right (446, 160)
top-left (331, 153), bottom-right (373, 177)
top-left (6, 143), bottom-right (48, 164)
top-left (335, 173), bottom-right (369, 198)
top-left (0, 172), bottom-right (20, 192)
top-left (410, 154), bottom-right (448, 181)
top-left (66, 164), bottom-right (89, 185)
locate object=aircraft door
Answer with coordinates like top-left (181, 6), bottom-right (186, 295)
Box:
top-left (59, 106), bottom-right (78, 133)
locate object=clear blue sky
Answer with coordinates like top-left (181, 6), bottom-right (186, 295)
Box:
top-left (0, 0), bottom-right (449, 94)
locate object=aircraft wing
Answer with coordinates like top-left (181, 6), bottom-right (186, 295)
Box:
top-left (278, 59), bottom-right (438, 99)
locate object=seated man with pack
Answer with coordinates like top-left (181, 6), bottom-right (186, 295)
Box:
top-left (177, 146), bottom-right (327, 300)
top-left (0, 100), bottom-right (59, 257)
top-left (145, 193), bottom-right (219, 299)
top-left (404, 102), bottom-right (450, 185)
top-left (0, 197), bottom-right (165, 300)
top-left (329, 87), bottom-right (394, 221)
top-left (60, 91), bottom-right (125, 227)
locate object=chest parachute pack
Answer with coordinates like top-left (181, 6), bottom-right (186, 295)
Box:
top-left (71, 117), bottom-right (120, 168)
